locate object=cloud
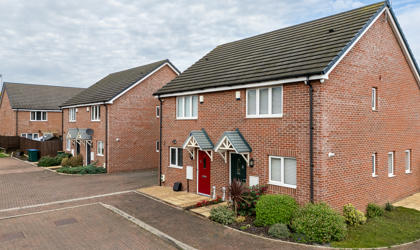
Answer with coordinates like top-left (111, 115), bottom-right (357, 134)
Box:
top-left (0, 0), bottom-right (418, 88)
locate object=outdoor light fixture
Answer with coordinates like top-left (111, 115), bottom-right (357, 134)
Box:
top-left (249, 158), bottom-right (255, 167)
top-left (172, 139), bottom-right (177, 144)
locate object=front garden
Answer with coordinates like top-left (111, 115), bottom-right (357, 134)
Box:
top-left (37, 153), bottom-right (106, 174)
top-left (208, 180), bottom-right (420, 248)
top-left (0, 150), bottom-right (9, 158)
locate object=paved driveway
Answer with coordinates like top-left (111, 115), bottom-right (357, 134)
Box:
top-left (0, 158), bottom-right (157, 210)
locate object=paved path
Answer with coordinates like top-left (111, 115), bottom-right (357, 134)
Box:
top-left (0, 157), bottom-right (157, 210)
top-left (394, 193), bottom-right (420, 211)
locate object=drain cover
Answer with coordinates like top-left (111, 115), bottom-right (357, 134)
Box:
top-left (54, 217), bottom-right (78, 226)
top-left (0, 232), bottom-right (25, 242)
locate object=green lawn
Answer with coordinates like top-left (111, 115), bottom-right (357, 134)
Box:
top-left (332, 207), bottom-right (420, 248)
top-left (0, 152), bottom-right (9, 158)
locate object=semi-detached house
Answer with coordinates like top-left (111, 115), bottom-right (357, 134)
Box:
top-left (154, 2), bottom-right (420, 210)
top-left (61, 60), bottom-right (179, 173)
top-left (0, 82), bottom-right (84, 139)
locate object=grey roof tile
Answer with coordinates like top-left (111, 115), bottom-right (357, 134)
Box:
top-left (155, 2), bottom-right (387, 95)
top-left (183, 129), bottom-right (214, 150)
top-left (2, 82), bottom-right (84, 110)
top-left (215, 129), bottom-right (252, 153)
top-left (62, 60), bottom-right (176, 107)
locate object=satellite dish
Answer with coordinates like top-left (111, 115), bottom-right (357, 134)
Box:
top-left (86, 129), bottom-right (94, 136)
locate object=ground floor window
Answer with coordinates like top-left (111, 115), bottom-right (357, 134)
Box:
top-left (66, 139), bottom-right (71, 151)
top-left (372, 153), bottom-right (377, 177)
top-left (156, 141), bottom-right (160, 152)
top-left (170, 147), bottom-right (183, 168)
top-left (97, 141), bottom-right (104, 156)
top-left (269, 156), bottom-right (296, 188)
top-left (405, 150), bottom-right (411, 173)
top-left (388, 152), bottom-right (395, 177)
top-left (20, 133), bottom-right (39, 140)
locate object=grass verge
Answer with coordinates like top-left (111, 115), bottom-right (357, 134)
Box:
top-left (331, 207), bottom-right (420, 248)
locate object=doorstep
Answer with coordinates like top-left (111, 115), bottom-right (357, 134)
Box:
top-left (137, 186), bottom-right (210, 209)
top-left (190, 202), bottom-right (228, 218)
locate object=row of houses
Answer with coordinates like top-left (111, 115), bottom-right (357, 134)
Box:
top-left (0, 1), bottom-right (419, 210)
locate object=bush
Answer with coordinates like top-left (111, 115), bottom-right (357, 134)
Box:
top-left (385, 202), bottom-right (395, 212)
top-left (291, 203), bottom-right (347, 243)
top-left (366, 203), bottom-right (384, 218)
top-left (57, 164), bottom-right (106, 174)
top-left (254, 195), bottom-right (298, 226)
top-left (61, 157), bottom-right (70, 167)
top-left (38, 153), bottom-right (73, 167)
top-left (209, 206), bottom-right (235, 225)
top-left (343, 203), bottom-right (366, 226)
top-left (62, 154), bottom-right (84, 167)
top-left (237, 185), bottom-right (268, 216)
top-left (268, 223), bottom-right (290, 239)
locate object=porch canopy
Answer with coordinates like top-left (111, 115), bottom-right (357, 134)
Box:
top-left (67, 128), bottom-right (79, 140)
top-left (214, 129), bottom-right (252, 164)
top-left (76, 128), bottom-right (93, 145)
top-left (183, 129), bottom-right (214, 160)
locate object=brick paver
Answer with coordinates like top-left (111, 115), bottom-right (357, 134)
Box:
top-left (0, 203), bottom-right (177, 250)
top-left (0, 158), bottom-right (157, 210)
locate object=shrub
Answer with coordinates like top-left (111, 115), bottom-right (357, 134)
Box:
top-left (37, 156), bottom-right (57, 166)
top-left (57, 164), bottom-right (106, 174)
top-left (385, 202), bottom-right (395, 212)
top-left (61, 157), bottom-right (70, 167)
top-left (237, 185), bottom-right (268, 216)
top-left (229, 179), bottom-right (247, 215)
top-left (291, 203), bottom-right (347, 243)
top-left (268, 223), bottom-right (290, 239)
top-left (254, 195), bottom-right (298, 226)
top-left (343, 203), bottom-right (366, 226)
top-left (209, 206), bottom-right (235, 225)
top-left (64, 155), bottom-right (83, 167)
top-left (366, 203), bottom-right (384, 218)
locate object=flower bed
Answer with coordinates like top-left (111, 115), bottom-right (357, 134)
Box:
top-left (195, 196), bottom-right (223, 207)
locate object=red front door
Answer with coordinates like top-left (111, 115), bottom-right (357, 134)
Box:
top-left (198, 151), bottom-right (211, 195)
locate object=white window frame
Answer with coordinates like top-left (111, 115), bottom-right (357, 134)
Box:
top-left (91, 105), bottom-right (100, 121)
top-left (21, 133), bottom-right (27, 138)
top-left (69, 108), bottom-right (76, 122)
top-left (176, 96), bottom-right (198, 120)
top-left (371, 87), bottom-right (377, 111)
top-left (97, 141), bottom-right (104, 156)
top-left (169, 147), bottom-right (183, 169)
top-left (156, 106), bottom-right (160, 118)
top-left (268, 156), bottom-right (297, 189)
top-left (156, 141), bottom-right (160, 152)
top-left (405, 150), bottom-right (411, 174)
top-left (33, 133), bottom-right (39, 140)
top-left (66, 138), bottom-right (71, 151)
top-left (388, 151), bottom-right (395, 177)
top-left (372, 153), bottom-right (377, 177)
top-left (30, 111), bottom-right (47, 121)
top-left (246, 86), bottom-right (283, 118)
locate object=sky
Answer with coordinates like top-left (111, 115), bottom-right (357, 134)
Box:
top-left (0, 0), bottom-right (419, 88)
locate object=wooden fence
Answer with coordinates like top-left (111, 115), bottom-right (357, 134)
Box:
top-left (0, 136), bottom-right (62, 157)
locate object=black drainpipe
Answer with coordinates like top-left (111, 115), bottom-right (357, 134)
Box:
top-left (15, 109), bottom-right (18, 136)
top-left (105, 104), bottom-right (108, 172)
top-left (158, 97), bottom-right (163, 186)
top-left (61, 109), bottom-right (64, 141)
top-left (305, 77), bottom-right (314, 203)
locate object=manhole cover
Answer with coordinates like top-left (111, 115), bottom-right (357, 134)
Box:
top-left (0, 232), bottom-right (25, 242)
top-left (54, 217), bottom-right (78, 226)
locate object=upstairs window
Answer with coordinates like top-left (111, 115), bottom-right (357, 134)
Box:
top-left (69, 108), bottom-right (76, 122)
top-left (247, 86), bottom-right (283, 118)
top-left (156, 141), bottom-right (160, 152)
top-left (30, 111), bottom-right (47, 121)
top-left (176, 96), bottom-right (198, 119)
top-left (372, 87), bottom-right (377, 110)
top-left (91, 105), bottom-right (100, 121)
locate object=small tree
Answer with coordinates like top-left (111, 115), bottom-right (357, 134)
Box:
top-left (229, 179), bottom-right (248, 215)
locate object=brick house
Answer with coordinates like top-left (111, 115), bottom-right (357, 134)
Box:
top-left (0, 82), bottom-right (84, 139)
top-left (154, 2), bottom-right (420, 210)
top-left (61, 60), bottom-right (179, 172)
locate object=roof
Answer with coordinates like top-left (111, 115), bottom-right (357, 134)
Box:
top-left (155, 1), bottom-right (400, 95)
top-left (67, 128), bottom-right (79, 139)
top-left (76, 128), bottom-right (93, 141)
top-left (62, 60), bottom-right (178, 107)
top-left (215, 129), bottom-right (252, 153)
top-left (183, 129), bottom-right (214, 150)
top-left (1, 82), bottom-right (84, 110)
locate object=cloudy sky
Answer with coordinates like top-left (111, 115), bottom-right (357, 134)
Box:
top-left (0, 0), bottom-right (419, 88)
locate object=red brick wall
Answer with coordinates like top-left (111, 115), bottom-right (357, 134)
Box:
top-left (62, 105), bottom-right (106, 167)
top-left (108, 65), bottom-right (178, 173)
top-left (160, 12), bottom-right (420, 211)
top-left (161, 84), bottom-right (312, 205)
top-left (0, 90), bottom-right (63, 137)
top-left (315, 13), bottom-right (420, 211)
top-left (0, 91), bottom-right (16, 136)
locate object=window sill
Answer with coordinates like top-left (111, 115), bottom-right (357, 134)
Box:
top-left (69, 121), bottom-right (76, 123)
top-left (388, 174), bottom-right (396, 178)
top-left (169, 165), bottom-right (183, 169)
top-left (91, 120), bottom-right (101, 122)
top-left (30, 120), bottom-right (48, 122)
top-left (268, 181), bottom-right (296, 189)
top-left (176, 117), bottom-right (198, 120)
top-left (97, 154), bottom-right (104, 157)
top-left (405, 170), bottom-right (412, 174)
top-left (372, 174), bottom-right (378, 178)
top-left (246, 114), bottom-right (283, 119)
